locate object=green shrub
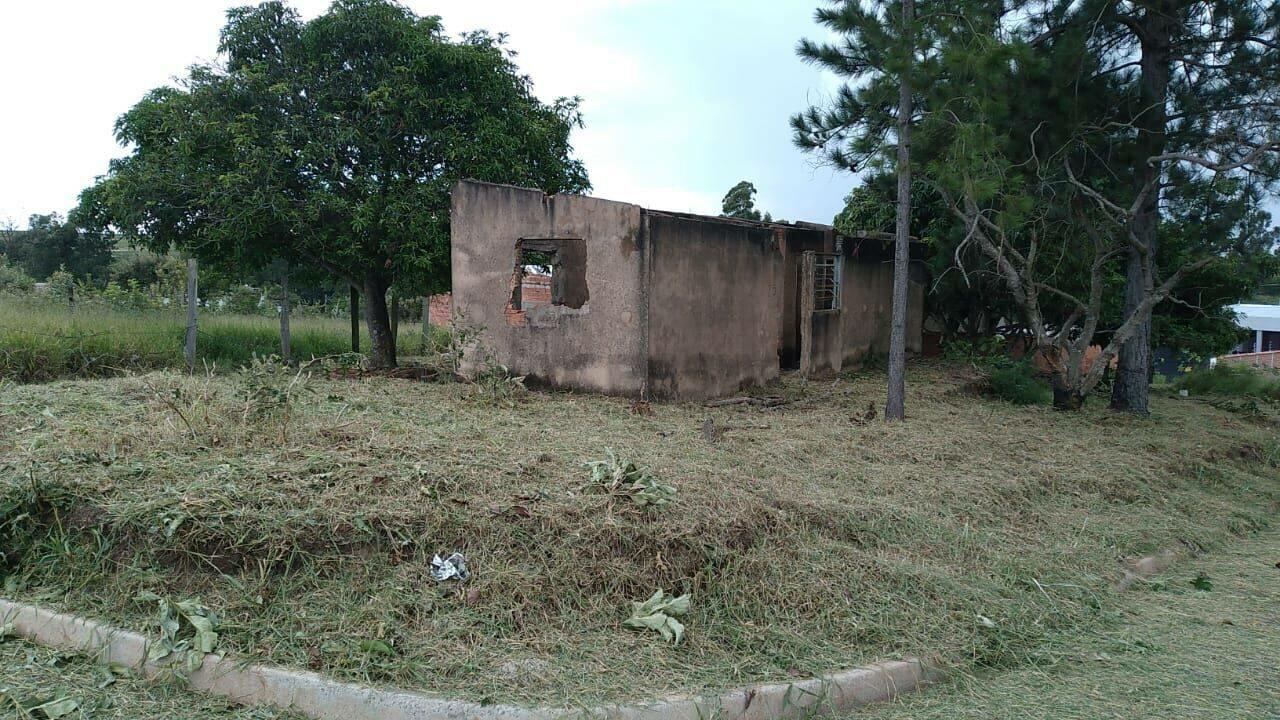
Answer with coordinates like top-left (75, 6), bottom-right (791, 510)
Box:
top-left (986, 359), bottom-right (1053, 405)
top-left (941, 335), bottom-right (1009, 364)
top-left (0, 256), bottom-right (34, 293)
top-left (943, 337), bottom-right (1052, 406)
top-left (1177, 364), bottom-right (1280, 402)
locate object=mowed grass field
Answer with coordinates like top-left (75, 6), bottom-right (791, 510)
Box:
top-left (863, 524), bottom-right (1280, 719)
top-left (0, 364), bottom-right (1278, 707)
top-left (0, 298), bottom-right (431, 383)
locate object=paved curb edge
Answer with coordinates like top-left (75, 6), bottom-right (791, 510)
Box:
top-left (0, 597), bottom-right (942, 720)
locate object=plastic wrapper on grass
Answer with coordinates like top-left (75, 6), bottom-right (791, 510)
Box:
top-left (430, 552), bottom-right (470, 582)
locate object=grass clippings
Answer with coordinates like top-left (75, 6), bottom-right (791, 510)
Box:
top-left (861, 524), bottom-right (1280, 720)
top-left (0, 637), bottom-right (302, 720)
top-left (0, 364), bottom-right (1277, 706)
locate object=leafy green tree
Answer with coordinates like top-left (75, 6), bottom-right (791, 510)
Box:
top-left (916, 4), bottom-right (1280, 410)
top-left (720, 181), bottom-right (772, 222)
top-left (1153, 174), bottom-right (1280, 357)
top-left (86, 0), bottom-right (589, 367)
top-left (2, 213), bottom-right (113, 282)
top-left (834, 176), bottom-right (1012, 341)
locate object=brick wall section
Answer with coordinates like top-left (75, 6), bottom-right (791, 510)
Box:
top-left (427, 274), bottom-right (552, 326)
top-left (519, 275), bottom-right (551, 308)
top-left (428, 294), bottom-right (452, 326)
top-left (1218, 350), bottom-right (1280, 369)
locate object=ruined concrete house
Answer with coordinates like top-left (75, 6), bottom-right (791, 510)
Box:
top-left (451, 179), bottom-right (926, 400)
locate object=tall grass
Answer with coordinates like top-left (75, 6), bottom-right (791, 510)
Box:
top-left (0, 297), bottom-right (429, 383)
top-left (1178, 363), bottom-right (1280, 401)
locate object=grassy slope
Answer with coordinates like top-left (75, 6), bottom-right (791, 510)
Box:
top-left (5, 528), bottom-right (1277, 719)
top-left (862, 524), bottom-right (1280, 719)
top-left (0, 299), bottom-right (431, 382)
top-left (0, 365), bottom-right (1277, 706)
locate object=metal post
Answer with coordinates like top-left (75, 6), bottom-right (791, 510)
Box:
top-left (184, 258), bottom-right (198, 373)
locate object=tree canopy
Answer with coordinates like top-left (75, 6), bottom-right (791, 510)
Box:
top-left (1, 213), bottom-right (114, 283)
top-left (801, 0), bottom-right (1279, 410)
top-left (84, 0), bottom-right (590, 367)
top-left (720, 181), bottom-right (772, 222)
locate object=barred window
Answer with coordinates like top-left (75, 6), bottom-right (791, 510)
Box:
top-left (813, 253), bottom-right (841, 311)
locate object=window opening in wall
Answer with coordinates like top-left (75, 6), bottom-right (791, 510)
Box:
top-left (511, 238), bottom-right (588, 311)
top-left (813, 253), bottom-right (841, 311)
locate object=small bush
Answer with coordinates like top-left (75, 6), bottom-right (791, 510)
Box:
top-left (941, 336), bottom-right (1009, 364)
top-left (1178, 364), bottom-right (1280, 402)
top-left (986, 360), bottom-right (1053, 406)
top-left (0, 257), bottom-right (34, 293)
top-left (943, 338), bottom-right (1051, 406)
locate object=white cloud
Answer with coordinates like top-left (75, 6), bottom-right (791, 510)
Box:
top-left (0, 0), bottom-right (852, 227)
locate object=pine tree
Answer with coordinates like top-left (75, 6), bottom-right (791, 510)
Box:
top-left (1030, 0), bottom-right (1280, 413)
top-left (793, 0), bottom-right (941, 421)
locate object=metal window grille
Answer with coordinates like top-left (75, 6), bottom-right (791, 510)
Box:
top-left (813, 254), bottom-right (841, 311)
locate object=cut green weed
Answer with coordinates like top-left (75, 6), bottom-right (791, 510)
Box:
top-left (623, 590), bottom-right (690, 644)
top-left (585, 450), bottom-right (677, 509)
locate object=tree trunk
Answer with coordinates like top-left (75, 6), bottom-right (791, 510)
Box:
top-left (350, 286), bottom-right (360, 353)
top-left (363, 278), bottom-right (396, 368)
top-left (885, 0), bottom-right (914, 422)
top-left (1049, 372), bottom-right (1084, 411)
top-left (1111, 4), bottom-right (1172, 415)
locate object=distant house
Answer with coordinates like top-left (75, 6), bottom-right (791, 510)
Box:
top-left (1229, 304), bottom-right (1280, 353)
top-left (1215, 304), bottom-right (1280, 370)
top-left (449, 179), bottom-right (926, 400)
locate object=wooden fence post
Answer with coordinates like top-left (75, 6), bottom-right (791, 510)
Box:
top-left (422, 296), bottom-right (430, 346)
top-left (279, 262), bottom-right (292, 364)
top-left (184, 258), bottom-right (198, 373)
top-left (350, 286), bottom-right (360, 353)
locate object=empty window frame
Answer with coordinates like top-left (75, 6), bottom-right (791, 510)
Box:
top-left (812, 253), bottom-right (841, 311)
top-left (511, 238), bottom-right (588, 310)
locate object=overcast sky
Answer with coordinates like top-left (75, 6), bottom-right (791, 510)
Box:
top-left (0, 0), bottom-right (858, 230)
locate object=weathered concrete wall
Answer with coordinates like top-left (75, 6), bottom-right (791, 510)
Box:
top-left (797, 240), bottom-right (926, 376)
top-left (837, 252), bottom-right (925, 366)
top-left (451, 181), bottom-right (647, 395)
top-left (645, 213), bottom-right (782, 400)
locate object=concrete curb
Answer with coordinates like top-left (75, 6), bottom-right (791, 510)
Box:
top-left (0, 597), bottom-right (939, 720)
